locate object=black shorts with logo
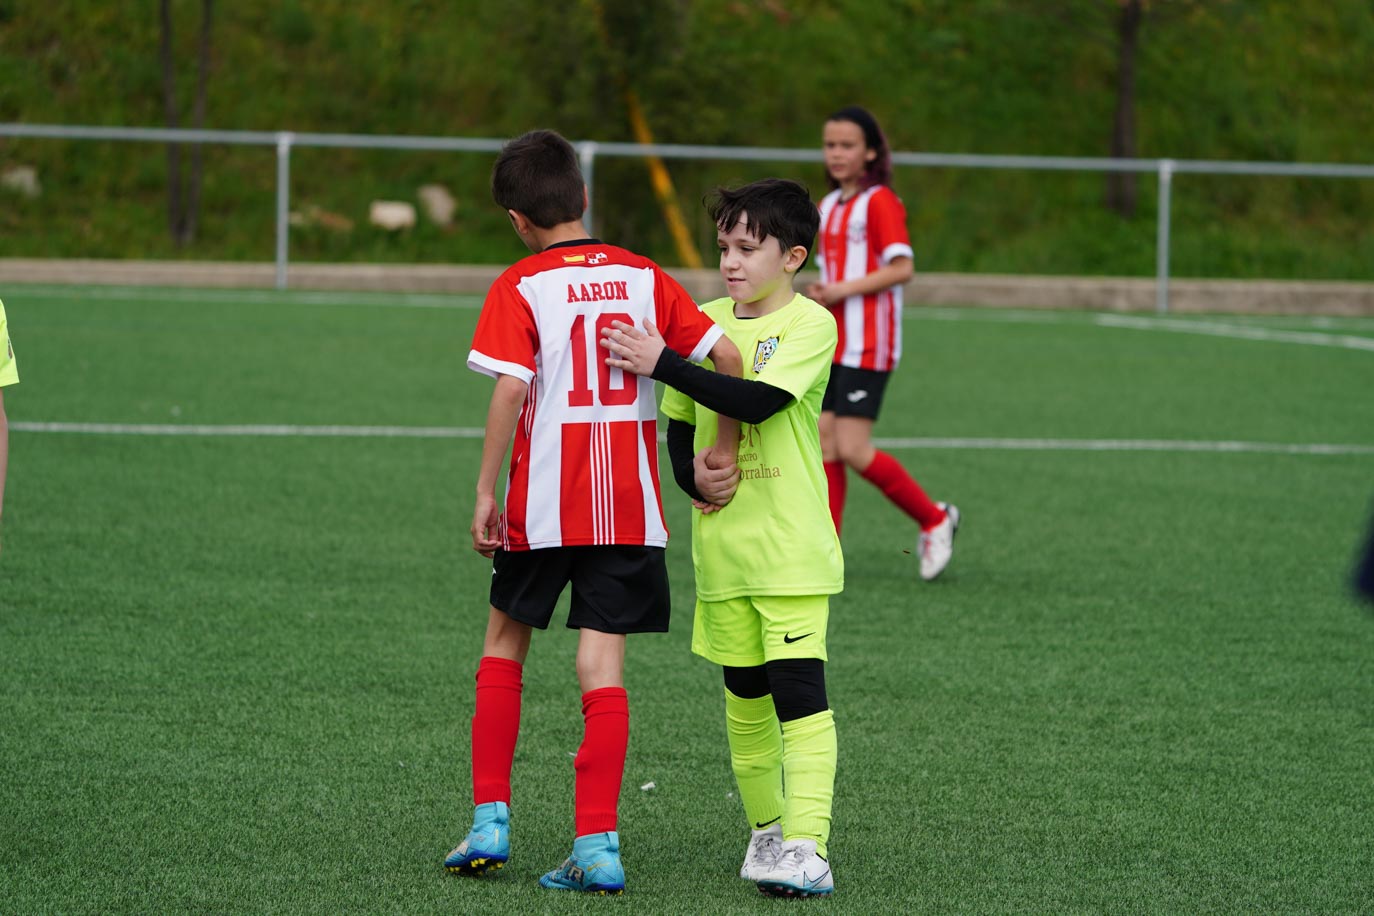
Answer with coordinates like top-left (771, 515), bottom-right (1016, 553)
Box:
top-left (821, 365), bottom-right (891, 420)
top-left (489, 545), bottom-right (671, 634)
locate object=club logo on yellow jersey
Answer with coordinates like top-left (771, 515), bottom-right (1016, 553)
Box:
top-left (753, 336), bottom-right (779, 374)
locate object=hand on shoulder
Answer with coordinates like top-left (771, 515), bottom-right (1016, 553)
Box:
top-left (600, 319), bottom-right (665, 377)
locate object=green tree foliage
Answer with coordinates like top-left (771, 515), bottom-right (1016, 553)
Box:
top-left (0, 0), bottom-right (1370, 277)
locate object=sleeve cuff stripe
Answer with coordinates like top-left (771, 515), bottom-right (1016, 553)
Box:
top-left (467, 351), bottom-right (534, 383)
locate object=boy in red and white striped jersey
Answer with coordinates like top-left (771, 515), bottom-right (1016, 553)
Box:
top-left (806, 106), bottom-right (961, 581)
top-left (444, 130), bottom-right (743, 894)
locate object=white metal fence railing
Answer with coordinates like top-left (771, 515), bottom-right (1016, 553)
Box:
top-left (4, 122), bottom-right (1374, 312)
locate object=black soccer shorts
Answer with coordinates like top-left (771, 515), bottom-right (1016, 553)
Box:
top-left (821, 365), bottom-right (891, 420)
top-left (489, 544), bottom-right (671, 634)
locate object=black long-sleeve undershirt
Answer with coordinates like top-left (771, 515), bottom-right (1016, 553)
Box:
top-left (651, 348), bottom-right (793, 424)
top-left (665, 418), bottom-right (703, 501)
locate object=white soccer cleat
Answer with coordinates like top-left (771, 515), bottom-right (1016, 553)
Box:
top-left (739, 822), bottom-right (783, 881)
top-left (918, 502), bottom-right (960, 581)
top-left (755, 837), bottom-right (834, 898)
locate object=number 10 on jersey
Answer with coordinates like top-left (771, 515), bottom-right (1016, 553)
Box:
top-left (568, 312), bottom-right (636, 407)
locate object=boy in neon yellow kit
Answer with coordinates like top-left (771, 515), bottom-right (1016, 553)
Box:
top-left (0, 299), bottom-right (18, 557)
top-left (601, 178), bottom-right (842, 898)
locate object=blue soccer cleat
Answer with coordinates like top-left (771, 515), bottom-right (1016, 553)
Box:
top-left (444, 800), bottom-right (510, 876)
top-left (538, 831), bottom-right (626, 895)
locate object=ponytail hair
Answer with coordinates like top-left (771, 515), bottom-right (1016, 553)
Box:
top-left (824, 105), bottom-right (892, 191)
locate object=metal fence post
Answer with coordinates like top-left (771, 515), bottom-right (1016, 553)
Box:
top-left (1155, 158), bottom-right (1174, 314)
top-left (578, 141), bottom-right (598, 236)
top-left (275, 132), bottom-right (293, 290)
top-left (6, 123), bottom-right (1374, 303)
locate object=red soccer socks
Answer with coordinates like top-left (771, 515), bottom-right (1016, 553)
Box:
top-left (860, 449), bottom-right (946, 530)
top-left (471, 655), bottom-right (523, 805)
top-left (574, 686), bottom-right (629, 836)
top-left (824, 461), bottom-right (848, 534)
top-left (472, 662), bottom-right (629, 836)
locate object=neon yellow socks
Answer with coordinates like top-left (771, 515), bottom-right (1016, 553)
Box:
top-left (781, 709), bottom-right (836, 857)
top-left (724, 689), bottom-right (784, 830)
top-left (725, 692), bottom-right (837, 857)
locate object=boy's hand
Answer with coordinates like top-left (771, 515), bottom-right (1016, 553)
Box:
top-left (805, 281), bottom-right (845, 306)
top-left (693, 446), bottom-right (739, 512)
top-left (601, 319), bottom-right (666, 377)
top-left (471, 492), bottom-right (501, 558)
top-left (703, 443), bottom-right (736, 470)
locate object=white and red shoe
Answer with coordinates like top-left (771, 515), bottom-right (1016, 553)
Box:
top-left (919, 502), bottom-right (961, 581)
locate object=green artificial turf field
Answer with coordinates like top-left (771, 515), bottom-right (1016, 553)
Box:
top-left (2, 286), bottom-right (1372, 913)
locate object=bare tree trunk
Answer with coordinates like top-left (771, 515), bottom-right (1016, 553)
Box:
top-left (159, 0), bottom-right (185, 244)
top-left (184, 0), bottom-right (214, 244)
top-left (1107, 0), bottom-right (1142, 217)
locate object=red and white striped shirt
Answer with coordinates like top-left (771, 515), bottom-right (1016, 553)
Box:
top-left (468, 241), bottom-right (723, 551)
top-left (816, 185), bottom-right (914, 372)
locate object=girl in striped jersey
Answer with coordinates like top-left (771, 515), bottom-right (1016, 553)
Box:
top-left (805, 106), bottom-right (960, 581)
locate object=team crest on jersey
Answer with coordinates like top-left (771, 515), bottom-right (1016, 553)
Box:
top-left (587, 251), bottom-right (608, 264)
top-left (753, 336), bottom-right (779, 373)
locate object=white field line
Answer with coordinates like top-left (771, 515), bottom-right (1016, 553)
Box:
top-left (7, 284), bottom-right (479, 309)
top-left (12, 422), bottom-right (484, 438)
top-left (1095, 314), bottom-right (1374, 351)
top-left (14, 421), bottom-right (1374, 455)
top-left (17, 284), bottom-right (1374, 334)
top-left (1168, 313), bottom-right (1374, 332)
top-left (905, 307), bottom-right (1081, 324)
top-left (871, 436), bottom-right (1374, 456)
top-left (900, 308), bottom-right (1374, 340)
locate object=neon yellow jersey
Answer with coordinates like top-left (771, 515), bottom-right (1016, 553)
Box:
top-left (661, 293), bottom-right (843, 600)
top-left (0, 300), bottom-right (17, 387)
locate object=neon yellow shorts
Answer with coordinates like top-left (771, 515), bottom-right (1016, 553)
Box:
top-left (691, 594), bottom-right (830, 667)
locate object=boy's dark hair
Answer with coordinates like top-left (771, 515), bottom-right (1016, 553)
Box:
top-left (706, 178), bottom-right (820, 271)
top-left (824, 105), bottom-right (893, 191)
top-left (491, 129), bottom-right (585, 229)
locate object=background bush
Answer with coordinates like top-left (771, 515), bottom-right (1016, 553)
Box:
top-left (1, 0), bottom-right (1371, 277)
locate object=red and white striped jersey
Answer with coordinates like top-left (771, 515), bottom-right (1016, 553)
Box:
top-left (468, 240), bottom-right (723, 551)
top-left (816, 185), bottom-right (914, 372)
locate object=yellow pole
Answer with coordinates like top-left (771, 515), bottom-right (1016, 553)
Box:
top-left (621, 88), bottom-right (703, 268)
top-left (586, 0), bottom-right (702, 268)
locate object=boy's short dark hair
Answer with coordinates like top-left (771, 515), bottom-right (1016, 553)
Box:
top-left (706, 178), bottom-right (819, 270)
top-left (491, 130), bottom-right (585, 229)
